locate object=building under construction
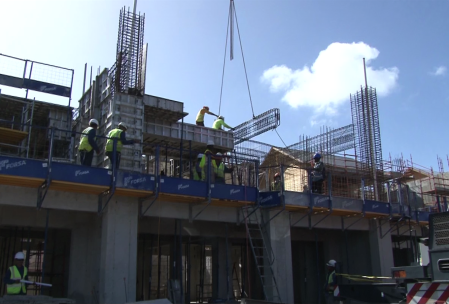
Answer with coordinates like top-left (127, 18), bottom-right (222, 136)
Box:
top-left (0, 4), bottom-right (448, 304)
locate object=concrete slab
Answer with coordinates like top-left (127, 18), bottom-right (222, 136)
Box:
top-left (0, 295), bottom-right (75, 303)
top-left (126, 299), bottom-right (172, 304)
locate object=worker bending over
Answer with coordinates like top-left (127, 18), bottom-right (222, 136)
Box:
top-left (213, 152), bottom-right (233, 184)
top-left (105, 122), bottom-right (139, 169)
top-left (78, 118), bottom-right (100, 166)
top-left (4, 252), bottom-right (32, 295)
top-left (196, 106), bottom-right (218, 126)
top-left (212, 116), bottom-right (234, 131)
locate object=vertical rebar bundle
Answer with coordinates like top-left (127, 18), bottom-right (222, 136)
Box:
top-left (350, 86), bottom-right (384, 200)
top-left (111, 7), bottom-right (145, 97)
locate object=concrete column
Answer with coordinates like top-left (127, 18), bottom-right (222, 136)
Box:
top-left (99, 197), bottom-right (139, 304)
top-left (68, 215), bottom-right (102, 304)
top-left (217, 238), bottom-right (232, 300)
top-left (266, 210), bottom-right (294, 304)
top-left (369, 219), bottom-right (394, 276)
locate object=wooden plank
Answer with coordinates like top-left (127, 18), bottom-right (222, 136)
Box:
top-left (0, 175), bottom-right (44, 188)
top-left (0, 127), bottom-right (28, 145)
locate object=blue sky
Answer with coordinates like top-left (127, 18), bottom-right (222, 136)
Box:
top-left (0, 0), bottom-right (448, 170)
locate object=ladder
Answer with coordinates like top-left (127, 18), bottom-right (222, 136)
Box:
top-left (242, 205), bottom-right (282, 303)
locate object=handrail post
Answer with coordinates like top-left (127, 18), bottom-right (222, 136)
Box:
top-left (37, 127), bottom-right (54, 209)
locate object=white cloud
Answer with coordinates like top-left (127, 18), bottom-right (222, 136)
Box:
top-left (432, 66), bottom-right (447, 76)
top-left (261, 42), bottom-right (399, 122)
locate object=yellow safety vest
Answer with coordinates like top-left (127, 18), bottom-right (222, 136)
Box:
top-left (7, 265), bottom-right (27, 295)
top-left (328, 270), bottom-right (336, 293)
top-left (79, 127), bottom-right (95, 152)
top-left (196, 110), bottom-right (206, 123)
top-left (200, 150), bottom-right (213, 181)
top-left (271, 181), bottom-right (281, 191)
top-left (106, 129), bottom-right (123, 152)
top-left (215, 162), bottom-right (225, 178)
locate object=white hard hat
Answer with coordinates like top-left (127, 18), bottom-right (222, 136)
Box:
top-left (197, 153), bottom-right (204, 159)
top-left (15, 252), bottom-right (25, 260)
top-left (118, 122), bottom-right (128, 130)
top-left (89, 118), bottom-right (99, 126)
top-left (327, 259), bottom-right (336, 267)
top-left (218, 116), bottom-right (224, 120)
top-left (216, 152), bottom-right (222, 156)
top-left (207, 139), bottom-right (215, 146)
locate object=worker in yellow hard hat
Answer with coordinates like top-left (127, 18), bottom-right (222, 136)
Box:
top-left (212, 116), bottom-right (234, 131)
top-left (196, 106), bottom-right (218, 127)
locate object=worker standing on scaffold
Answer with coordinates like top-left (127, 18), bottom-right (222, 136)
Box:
top-left (311, 153), bottom-right (326, 194)
top-left (196, 106), bottom-right (218, 126)
top-left (3, 252), bottom-right (33, 295)
top-left (78, 118), bottom-right (101, 166)
top-left (105, 122), bottom-right (139, 169)
top-left (271, 172), bottom-right (282, 191)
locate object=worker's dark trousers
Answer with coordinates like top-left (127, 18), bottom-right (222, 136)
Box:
top-left (312, 180), bottom-right (323, 194)
top-left (106, 152), bottom-right (121, 169)
top-left (79, 150), bottom-right (94, 166)
top-left (196, 121), bottom-right (205, 126)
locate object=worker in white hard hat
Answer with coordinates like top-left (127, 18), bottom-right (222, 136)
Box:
top-left (213, 152), bottom-right (233, 184)
top-left (3, 252), bottom-right (32, 295)
top-left (195, 106), bottom-right (218, 127)
top-left (105, 122), bottom-right (140, 169)
top-left (199, 140), bottom-right (217, 182)
top-left (324, 259), bottom-right (338, 304)
top-left (212, 116), bottom-right (234, 131)
top-left (78, 118), bottom-right (101, 166)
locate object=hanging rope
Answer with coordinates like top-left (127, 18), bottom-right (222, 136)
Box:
top-left (218, 3), bottom-right (231, 116)
top-left (275, 128), bottom-right (288, 148)
top-left (233, 0), bottom-right (255, 118)
top-left (219, 0), bottom-right (256, 118)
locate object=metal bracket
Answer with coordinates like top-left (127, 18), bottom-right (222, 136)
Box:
top-left (37, 128), bottom-right (54, 210)
top-left (98, 140), bottom-right (117, 214)
top-left (341, 180), bottom-right (366, 231)
top-left (308, 173), bottom-right (334, 229)
top-left (379, 217), bottom-right (406, 239)
top-left (139, 146), bottom-right (160, 217)
top-left (190, 155), bottom-right (212, 222)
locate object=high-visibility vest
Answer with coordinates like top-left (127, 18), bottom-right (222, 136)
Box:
top-left (271, 181), bottom-right (281, 191)
top-left (200, 150), bottom-right (213, 181)
top-left (215, 162), bottom-right (225, 178)
top-left (79, 127), bottom-right (95, 152)
top-left (196, 109), bottom-right (206, 122)
top-left (106, 129), bottom-right (123, 152)
top-left (193, 162), bottom-right (202, 181)
top-left (7, 265), bottom-right (27, 295)
top-left (327, 270), bottom-right (336, 293)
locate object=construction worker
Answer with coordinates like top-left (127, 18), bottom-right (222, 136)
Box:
top-left (105, 122), bottom-right (139, 169)
top-left (214, 152), bottom-right (232, 184)
top-left (212, 116), bottom-right (234, 131)
top-left (271, 173), bottom-right (282, 191)
top-left (193, 154), bottom-right (203, 181)
top-left (3, 252), bottom-right (32, 295)
top-left (78, 118), bottom-right (100, 166)
top-left (196, 106), bottom-right (218, 126)
top-left (311, 153), bottom-right (325, 194)
top-left (199, 140), bottom-right (216, 182)
top-left (324, 259), bottom-right (338, 304)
